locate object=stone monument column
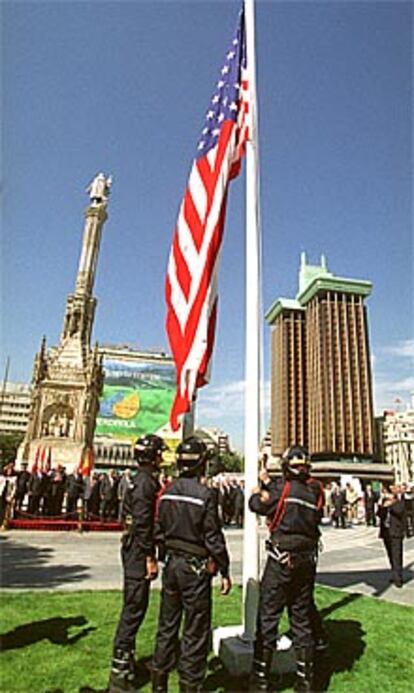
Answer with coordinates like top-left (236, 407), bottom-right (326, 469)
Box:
top-left (19, 174), bottom-right (111, 471)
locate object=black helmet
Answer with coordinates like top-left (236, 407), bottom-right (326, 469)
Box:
top-left (282, 445), bottom-right (310, 466)
top-left (133, 434), bottom-right (167, 465)
top-left (281, 445), bottom-right (311, 479)
top-left (176, 437), bottom-right (208, 476)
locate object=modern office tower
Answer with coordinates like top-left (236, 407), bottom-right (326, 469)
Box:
top-left (266, 253), bottom-right (375, 461)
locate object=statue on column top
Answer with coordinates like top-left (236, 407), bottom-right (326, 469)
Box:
top-left (87, 172), bottom-right (112, 205)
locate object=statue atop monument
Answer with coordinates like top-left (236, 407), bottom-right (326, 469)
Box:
top-left (87, 172), bottom-right (112, 205)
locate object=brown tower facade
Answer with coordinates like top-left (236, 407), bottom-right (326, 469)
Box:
top-left (271, 305), bottom-right (306, 453)
top-left (266, 254), bottom-right (375, 460)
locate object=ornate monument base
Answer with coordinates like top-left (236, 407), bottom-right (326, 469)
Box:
top-left (24, 439), bottom-right (86, 472)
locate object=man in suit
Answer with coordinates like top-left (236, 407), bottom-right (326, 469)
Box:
top-left (15, 463), bottom-right (31, 512)
top-left (100, 469), bottom-right (119, 521)
top-left (28, 470), bottom-right (45, 516)
top-left (377, 484), bottom-right (407, 588)
top-left (364, 483), bottom-right (377, 527)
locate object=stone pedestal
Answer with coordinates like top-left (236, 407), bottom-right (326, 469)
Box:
top-left (26, 439), bottom-right (85, 471)
top-left (213, 626), bottom-right (295, 677)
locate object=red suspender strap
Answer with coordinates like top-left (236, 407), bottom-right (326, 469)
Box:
top-left (154, 481), bottom-right (171, 521)
top-left (306, 476), bottom-right (324, 511)
top-left (268, 480), bottom-right (291, 533)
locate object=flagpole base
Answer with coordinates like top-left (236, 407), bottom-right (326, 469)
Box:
top-left (213, 626), bottom-right (295, 677)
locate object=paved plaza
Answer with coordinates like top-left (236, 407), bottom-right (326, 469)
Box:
top-left (1, 524), bottom-right (413, 607)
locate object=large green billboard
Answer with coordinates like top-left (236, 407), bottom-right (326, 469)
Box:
top-left (95, 359), bottom-right (176, 442)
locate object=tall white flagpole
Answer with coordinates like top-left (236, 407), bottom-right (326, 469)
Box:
top-left (243, 0), bottom-right (261, 638)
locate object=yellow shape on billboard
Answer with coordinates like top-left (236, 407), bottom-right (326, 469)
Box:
top-left (113, 392), bottom-right (140, 419)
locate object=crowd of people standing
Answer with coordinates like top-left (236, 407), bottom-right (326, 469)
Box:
top-left (0, 462), bottom-right (154, 525)
top-left (322, 479), bottom-right (414, 534)
top-left (0, 462), bottom-right (247, 529)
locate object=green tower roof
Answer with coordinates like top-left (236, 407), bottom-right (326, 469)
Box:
top-left (265, 253), bottom-right (372, 325)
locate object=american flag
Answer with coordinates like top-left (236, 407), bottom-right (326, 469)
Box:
top-left (166, 6), bottom-right (250, 431)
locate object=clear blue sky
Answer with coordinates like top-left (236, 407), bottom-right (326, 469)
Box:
top-left (2, 0), bottom-right (413, 451)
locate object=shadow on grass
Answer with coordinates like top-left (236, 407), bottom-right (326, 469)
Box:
top-left (0, 615), bottom-right (96, 651)
top-left (0, 535), bottom-right (90, 589)
top-left (317, 564), bottom-right (414, 596)
top-left (204, 593), bottom-right (366, 691)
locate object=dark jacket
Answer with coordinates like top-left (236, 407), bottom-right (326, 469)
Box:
top-left (332, 488), bottom-right (346, 515)
top-left (28, 472), bottom-right (45, 497)
top-left (100, 475), bottom-right (119, 501)
top-left (233, 486), bottom-right (244, 513)
top-left (122, 465), bottom-right (160, 579)
top-left (249, 476), bottom-right (324, 552)
top-left (155, 476), bottom-right (230, 577)
top-left (65, 473), bottom-right (84, 500)
top-left (16, 470), bottom-right (31, 497)
top-left (377, 499), bottom-right (406, 539)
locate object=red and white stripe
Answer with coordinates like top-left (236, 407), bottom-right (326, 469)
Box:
top-left (166, 68), bottom-right (250, 431)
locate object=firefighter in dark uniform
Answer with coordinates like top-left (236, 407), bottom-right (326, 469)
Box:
top-left (249, 445), bottom-right (324, 692)
top-left (151, 437), bottom-right (232, 693)
top-left (108, 434), bottom-right (167, 693)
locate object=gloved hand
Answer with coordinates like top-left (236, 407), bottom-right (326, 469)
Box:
top-left (145, 556), bottom-right (158, 580)
top-left (220, 576), bottom-right (232, 595)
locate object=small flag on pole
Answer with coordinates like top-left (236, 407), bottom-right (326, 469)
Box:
top-left (44, 447), bottom-right (52, 473)
top-left (84, 447), bottom-right (94, 477)
top-left (77, 447), bottom-right (94, 477)
top-left (31, 445), bottom-right (41, 474)
top-left (166, 5), bottom-right (250, 431)
top-left (39, 445), bottom-right (47, 473)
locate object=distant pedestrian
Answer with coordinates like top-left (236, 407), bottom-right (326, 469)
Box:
top-left (377, 484), bottom-right (406, 588)
top-left (331, 484), bottom-right (346, 529)
top-left (118, 470), bottom-right (133, 522)
top-left (401, 483), bottom-right (414, 537)
top-left (100, 469), bottom-right (119, 521)
top-left (50, 468), bottom-right (66, 516)
top-left (86, 472), bottom-right (101, 518)
top-left (363, 484), bottom-right (377, 526)
top-left (345, 483), bottom-right (359, 525)
top-left (323, 483), bottom-right (333, 523)
top-left (65, 471), bottom-right (83, 515)
top-left (27, 470), bottom-right (45, 516)
top-left (14, 463), bottom-right (30, 512)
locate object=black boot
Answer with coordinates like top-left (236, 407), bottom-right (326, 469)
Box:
top-left (108, 648), bottom-right (138, 693)
top-left (152, 669), bottom-right (169, 692)
top-left (249, 642), bottom-right (273, 691)
top-left (294, 647), bottom-right (314, 692)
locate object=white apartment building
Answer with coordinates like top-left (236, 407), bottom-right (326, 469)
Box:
top-left (0, 382), bottom-right (31, 435)
top-left (383, 394), bottom-right (414, 484)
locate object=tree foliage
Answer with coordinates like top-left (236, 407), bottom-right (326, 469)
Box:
top-left (219, 451), bottom-right (244, 473)
top-left (0, 432), bottom-right (24, 468)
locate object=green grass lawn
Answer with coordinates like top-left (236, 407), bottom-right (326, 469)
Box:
top-left (0, 585), bottom-right (413, 692)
